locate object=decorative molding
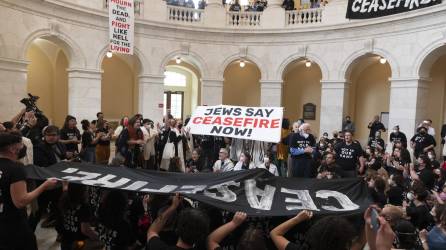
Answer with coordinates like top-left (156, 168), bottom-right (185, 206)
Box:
top-left (0, 57), bottom-right (29, 72)
top-left (363, 39), bottom-right (374, 53)
top-left (238, 46), bottom-right (248, 58)
top-left (138, 74), bottom-right (165, 84)
top-left (67, 68), bottom-right (103, 79)
top-left (320, 80), bottom-right (349, 90)
top-left (202, 78), bottom-right (224, 87)
top-left (389, 77), bottom-right (431, 89)
top-left (180, 42), bottom-right (190, 55)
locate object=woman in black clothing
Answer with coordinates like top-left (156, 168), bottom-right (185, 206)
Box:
top-left (97, 190), bottom-right (136, 250)
top-left (0, 133), bottom-right (57, 250)
top-left (60, 115), bottom-right (81, 155)
top-left (185, 149), bottom-right (204, 173)
top-left (80, 120), bottom-right (99, 163)
top-left (58, 183), bottom-right (98, 250)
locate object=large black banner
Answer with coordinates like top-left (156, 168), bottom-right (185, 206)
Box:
top-left (26, 162), bottom-right (370, 216)
top-left (346, 0), bottom-right (442, 19)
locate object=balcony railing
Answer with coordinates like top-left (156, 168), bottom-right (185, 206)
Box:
top-left (105, 0), bottom-right (142, 15)
top-left (167, 5), bottom-right (204, 23)
top-left (227, 11), bottom-right (262, 27)
top-left (285, 7), bottom-right (323, 26)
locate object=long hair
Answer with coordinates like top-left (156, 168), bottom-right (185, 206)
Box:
top-left (62, 115), bottom-right (76, 130)
top-left (98, 190), bottom-right (128, 228)
top-left (59, 183), bottom-right (87, 213)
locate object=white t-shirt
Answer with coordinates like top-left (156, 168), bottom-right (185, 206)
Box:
top-left (213, 159), bottom-right (234, 172)
top-left (233, 161), bottom-right (255, 171)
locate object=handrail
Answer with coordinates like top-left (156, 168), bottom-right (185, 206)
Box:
top-left (227, 10), bottom-right (262, 27)
top-left (167, 5), bottom-right (204, 23)
top-left (285, 7), bottom-right (323, 26)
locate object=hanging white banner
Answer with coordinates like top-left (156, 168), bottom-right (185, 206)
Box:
top-left (109, 0), bottom-right (134, 55)
top-left (187, 105), bottom-right (283, 143)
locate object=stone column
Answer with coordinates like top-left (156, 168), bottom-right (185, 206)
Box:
top-left (138, 74), bottom-right (165, 123)
top-left (201, 78), bottom-right (224, 106)
top-left (387, 77), bottom-right (430, 149)
top-left (260, 80), bottom-right (282, 107)
top-left (319, 80), bottom-right (349, 135)
top-left (67, 68), bottom-right (102, 121)
top-left (261, 0), bottom-right (285, 28)
top-left (0, 58), bottom-right (28, 121)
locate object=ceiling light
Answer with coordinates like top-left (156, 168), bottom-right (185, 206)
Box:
top-left (176, 57), bottom-right (182, 64)
top-left (379, 57), bottom-right (387, 64)
top-left (305, 60), bottom-right (312, 67)
top-left (239, 60), bottom-right (246, 68)
top-left (106, 51), bottom-right (113, 58)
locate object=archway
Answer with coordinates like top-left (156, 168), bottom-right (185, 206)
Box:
top-left (282, 59), bottom-right (322, 137)
top-left (26, 38), bottom-right (69, 126)
top-left (163, 59), bottom-right (201, 120)
top-left (418, 45), bottom-right (446, 152)
top-left (346, 53), bottom-right (392, 145)
top-left (223, 60), bottom-right (261, 106)
top-left (101, 53), bottom-right (141, 121)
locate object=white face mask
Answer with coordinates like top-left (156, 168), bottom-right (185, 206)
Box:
top-left (428, 154), bottom-right (434, 160)
top-left (264, 157), bottom-right (270, 164)
top-left (301, 132), bottom-right (309, 139)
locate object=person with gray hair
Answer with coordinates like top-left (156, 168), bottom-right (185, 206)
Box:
top-left (213, 148), bottom-right (234, 172)
top-left (288, 123), bottom-right (316, 178)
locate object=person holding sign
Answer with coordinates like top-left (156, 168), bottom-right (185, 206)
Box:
top-left (289, 123), bottom-right (316, 178)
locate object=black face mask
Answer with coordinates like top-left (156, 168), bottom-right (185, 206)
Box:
top-left (420, 131), bottom-right (427, 135)
top-left (17, 145), bottom-right (27, 159)
top-left (178, 124), bottom-right (183, 129)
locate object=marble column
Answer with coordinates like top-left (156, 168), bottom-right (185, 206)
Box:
top-left (201, 78), bottom-right (224, 106)
top-left (138, 74), bottom-right (165, 123)
top-left (387, 77), bottom-right (430, 149)
top-left (67, 68), bottom-right (102, 121)
top-left (0, 57), bottom-right (28, 121)
top-left (319, 80), bottom-right (349, 135)
top-left (260, 80), bottom-right (282, 107)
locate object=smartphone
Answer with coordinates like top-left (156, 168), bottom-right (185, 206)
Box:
top-left (371, 208), bottom-right (380, 232)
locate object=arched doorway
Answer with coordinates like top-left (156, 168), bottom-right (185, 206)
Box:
top-left (101, 53), bottom-right (141, 121)
top-left (26, 38), bottom-right (69, 126)
top-left (163, 59), bottom-right (201, 120)
top-left (282, 59), bottom-right (322, 137)
top-left (418, 45), bottom-right (446, 155)
top-left (346, 54), bottom-right (392, 145)
top-left (223, 60), bottom-right (261, 106)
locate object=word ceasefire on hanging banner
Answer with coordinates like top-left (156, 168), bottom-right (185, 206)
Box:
top-left (26, 162), bottom-right (370, 216)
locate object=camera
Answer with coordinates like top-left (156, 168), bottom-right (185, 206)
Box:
top-left (20, 93), bottom-right (43, 115)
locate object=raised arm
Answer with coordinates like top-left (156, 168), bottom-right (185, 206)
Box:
top-left (270, 210), bottom-right (313, 250)
top-left (208, 212), bottom-right (247, 250)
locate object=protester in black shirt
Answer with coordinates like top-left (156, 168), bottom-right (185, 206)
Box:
top-left (58, 183), bottom-right (98, 250)
top-left (386, 147), bottom-right (409, 176)
top-left (185, 149), bottom-right (203, 173)
top-left (60, 115), bottom-right (81, 154)
top-left (427, 149), bottom-right (441, 169)
top-left (97, 190), bottom-right (136, 249)
top-left (317, 152), bottom-right (345, 179)
top-left (410, 126), bottom-right (436, 159)
top-left (387, 174), bottom-right (406, 206)
top-left (410, 155), bottom-right (435, 190)
top-left (368, 176), bottom-right (387, 208)
top-left (334, 131), bottom-right (365, 177)
top-left (389, 125), bottom-right (407, 148)
top-left (80, 119), bottom-right (99, 163)
top-left (368, 131), bottom-right (385, 153)
top-left (404, 185), bottom-right (434, 230)
top-left (365, 147), bottom-right (382, 171)
top-left (147, 193), bottom-right (210, 250)
top-left (229, 0), bottom-right (241, 11)
top-left (0, 132), bottom-right (57, 250)
top-left (367, 115), bottom-right (386, 141)
top-left (289, 123), bottom-right (316, 178)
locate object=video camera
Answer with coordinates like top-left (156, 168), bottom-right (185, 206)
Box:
top-left (20, 93), bottom-right (43, 116)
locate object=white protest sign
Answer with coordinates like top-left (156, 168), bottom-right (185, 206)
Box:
top-left (109, 0), bottom-right (134, 55)
top-left (187, 105), bottom-right (283, 143)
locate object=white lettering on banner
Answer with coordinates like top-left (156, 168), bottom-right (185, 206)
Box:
top-left (82, 174), bottom-right (130, 188)
top-left (123, 181), bottom-right (149, 191)
top-left (352, 0), bottom-right (362, 11)
top-left (109, 0), bottom-right (134, 55)
top-left (187, 105), bottom-right (283, 143)
top-left (281, 188), bottom-right (320, 211)
top-left (203, 181), bottom-right (240, 202)
top-left (245, 179), bottom-right (276, 210)
top-left (62, 171), bottom-right (101, 181)
top-left (178, 185), bottom-right (207, 194)
top-left (350, 0), bottom-right (438, 14)
top-left (141, 185), bottom-right (178, 193)
top-left (316, 190), bottom-right (360, 211)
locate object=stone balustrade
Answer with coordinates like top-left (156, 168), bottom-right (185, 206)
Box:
top-left (167, 5), bottom-right (204, 23)
top-left (226, 10), bottom-right (262, 27)
top-left (285, 7), bottom-right (323, 26)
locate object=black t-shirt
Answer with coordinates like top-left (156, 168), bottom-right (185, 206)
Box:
top-left (0, 158), bottom-right (27, 222)
top-left (81, 130), bottom-right (96, 149)
top-left (97, 220), bottom-right (135, 250)
top-left (387, 186), bottom-right (404, 206)
top-left (60, 203), bottom-right (92, 242)
top-left (289, 133), bottom-right (316, 159)
top-left (410, 133), bottom-right (436, 158)
top-left (368, 138), bottom-right (385, 151)
top-left (406, 202), bottom-right (433, 230)
top-left (416, 167), bottom-right (435, 190)
top-left (285, 242), bottom-right (304, 250)
top-left (60, 127), bottom-right (81, 152)
top-left (334, 142), bottom-right (363, 171)
top-left (318, 163), bottom-right (346, 178)
top-left (147, 236), bottom-right (190, 250)
top-left (97, 128), bottom-right (111, 146)
top-left (369, 121), bottom-right (385, 138)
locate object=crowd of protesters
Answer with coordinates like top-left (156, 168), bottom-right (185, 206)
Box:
top-left (1, 105), bottom-right (446, 250)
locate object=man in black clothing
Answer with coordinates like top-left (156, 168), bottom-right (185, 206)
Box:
top-left (389, 125), bottom-right (407, 149)
top-left (289, 123), bottom-right (316, 178)
top-left (334, 131), bottom-right (365, 177)
top-left (367, 115), bottom-right (386, 141)
top-left (410, 126), bottom-right (436, 159)
top-left (317, 152), bottom-right (345, 179)
top-left (368, 131), bottom-right (385, 153)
